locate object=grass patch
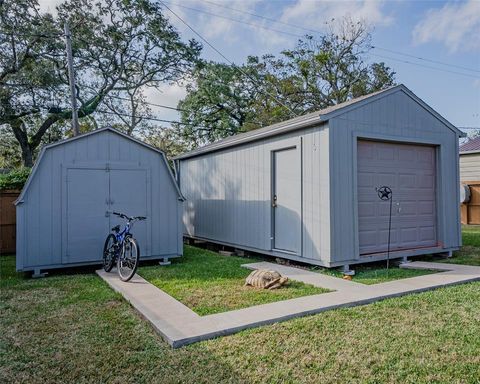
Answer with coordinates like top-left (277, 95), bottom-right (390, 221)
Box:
top-left (1, 249), bottom-right (479, 383)
top-left (421, 245), bottom-right (480, 266)
top-left (315, 264), bottom-right (438, 285)
top-left (138, 246), bottom-right (329, 315)
top-left (462, 225), bottom-right (480, 247)
top-left (314, 226), bottom-right (480, 283)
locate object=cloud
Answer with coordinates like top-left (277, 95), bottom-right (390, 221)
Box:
top-left (162, 0), bottom-right (393, 56)
top-left (280, 0), bottom-right (393, 29)
top-left (142, 83), bottom-right (188, 123)
top-left (413, 0), bottom-right (480, 52)
top-left (37, 0), bottom-right (64, 14)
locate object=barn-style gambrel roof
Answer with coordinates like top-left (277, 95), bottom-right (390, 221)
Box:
top-left (16, 127), bottom-right (184, 205)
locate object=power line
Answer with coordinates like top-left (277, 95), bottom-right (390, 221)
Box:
top-left (369, 53), bottom-right (480, 79)
top-left (196, 0), bottom-right (480, 75)
top-left (201, 0), bottom-right (322, 35)
top-left (96, 109), bottom-right (185, 125)
top-left (159, 0), bottom-right (298, 118)
top-left (162, 1), bottom-right (303, 39)
top-left (105, 94), bottom-right (185, 112)
top-left (96, 108), bottom-right (213, 130)
top-left (370, 46), bottom-right (480, 74)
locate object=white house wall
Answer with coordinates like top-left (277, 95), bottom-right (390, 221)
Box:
top-left (460, 153), bottom-right (480, 181)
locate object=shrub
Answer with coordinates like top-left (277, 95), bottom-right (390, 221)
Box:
top-left (0, 168), bottom-right (31, 191)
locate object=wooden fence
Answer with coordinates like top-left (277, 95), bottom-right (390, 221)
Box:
top-left (0, 190), bottom-right (19, 254)
top-left (461, 182), bottom-right (480, 225)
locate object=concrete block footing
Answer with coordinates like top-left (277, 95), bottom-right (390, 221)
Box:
top-left (159, 258), bottom-right (171, 266)
top-left (341, 264), bottom-right (355, 276)
top-left (32, 269), bottom-right (48, 278)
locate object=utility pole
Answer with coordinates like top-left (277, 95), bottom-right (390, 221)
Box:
top-left (64, 22), bottom-right (80, 136)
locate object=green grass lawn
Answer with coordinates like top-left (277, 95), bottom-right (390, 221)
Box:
top-left (462, 225), bottom-right (480, 247)
top-left (1, 227), bottom-right (479, 383)
top-left (138, 246), bottom-right (329, 315)
top-left (315, 264), bottom-right (438, 285)
top-left (1, 249), bottom-right (479, 383)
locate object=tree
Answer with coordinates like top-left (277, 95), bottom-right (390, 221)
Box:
top-left (0, 0), bottom-right (201, 166)
top-left (98, 88), bottom-right (154, 136)
top-left (177, 61), bottom-right (261, 147)
top-left (177, 18), bottom-right (395, 147)
top-left (142, 125), bottom-right (188, 159)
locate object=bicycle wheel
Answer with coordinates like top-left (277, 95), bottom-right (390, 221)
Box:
top-left (117, 237), bottom-right (140, 282)
top-left (103, 234), bottom-right (116, 272)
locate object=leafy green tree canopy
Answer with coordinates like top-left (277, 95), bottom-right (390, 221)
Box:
top-left (0, 0), bottom-right (201, 166)
top-left (178, 19), bottom-right (395, 147)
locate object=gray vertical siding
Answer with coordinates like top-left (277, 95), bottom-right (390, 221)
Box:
top-left (180, 124), bottom-right (330, 263)
top-left (329, 91), bottom-right (461, 263)
top-left (16, 129), bottom-right (182, 272)
top-left (179, 87), bottom-right (460, 267)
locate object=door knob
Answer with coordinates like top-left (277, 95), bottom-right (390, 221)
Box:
top-left (272, 195), bottom-right (277, 208)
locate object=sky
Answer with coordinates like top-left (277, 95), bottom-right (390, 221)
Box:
top-left (39, 0), bottom-right (480, 133)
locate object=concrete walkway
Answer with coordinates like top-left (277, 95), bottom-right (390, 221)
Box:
top-left (97, 261), bottom-right (480, 348)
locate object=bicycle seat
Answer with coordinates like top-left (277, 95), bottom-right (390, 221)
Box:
top-left (111, 225), bottom-right (120, 233)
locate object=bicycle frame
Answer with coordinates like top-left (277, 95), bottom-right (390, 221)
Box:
top-left (114, 222), bottom-right (131, 244)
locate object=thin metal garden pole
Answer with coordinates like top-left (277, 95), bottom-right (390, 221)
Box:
top-left (376, 186), bottom-right (393, 277)
top-left (386, 192), bottom-right (393, 275)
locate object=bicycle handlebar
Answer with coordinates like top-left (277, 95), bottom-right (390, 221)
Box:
top-left (112, 211), bottom-right (147, 221)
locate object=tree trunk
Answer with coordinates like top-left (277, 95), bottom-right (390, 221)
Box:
top-left (21, 145), bottom-right (34, 168)
top-left (9, 116), bottom-right (59, 168)
top-left (9, 120), bottom-right (34, 167)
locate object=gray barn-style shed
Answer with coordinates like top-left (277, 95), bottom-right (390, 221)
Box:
top-left (16, 127), bottom-right (183, 276)
top-left (176, 85), bottom-right (463, 268)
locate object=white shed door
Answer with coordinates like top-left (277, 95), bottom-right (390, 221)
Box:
top-left (273, 147), bottom-right (302, 254)
top-left (65, 168), bottom-right (109, 263)
top-left (357, 140), bottom-right (437, 255)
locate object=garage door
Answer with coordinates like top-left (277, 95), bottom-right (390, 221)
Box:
top-left (357, 140), bottom-right (437, 255)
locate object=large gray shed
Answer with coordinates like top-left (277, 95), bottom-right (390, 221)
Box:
top-left (175, 85), bottom-right (463, 268)
top-left (16, 127), bottom-right (183, 276)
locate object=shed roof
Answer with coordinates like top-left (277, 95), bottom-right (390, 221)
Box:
top-left (174, 84), bottom-right (463, 160)
top-left (16, 127), bottom-right (184, 205)
top-left (460, 136), bottom-right (480, 154)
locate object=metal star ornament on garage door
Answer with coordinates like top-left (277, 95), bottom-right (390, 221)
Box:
top-left (376, 186), bottom-right (392, 201)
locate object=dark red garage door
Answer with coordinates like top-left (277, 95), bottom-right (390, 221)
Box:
top-left (357, 140), bottom-right (437, 255)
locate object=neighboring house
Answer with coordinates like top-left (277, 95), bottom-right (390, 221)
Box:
top-left (459, 136), bottom-right (480, 225)
top-left (175, 84), bottom-right (463, 269)
top-left (16, 127), bottom-right (183, 276)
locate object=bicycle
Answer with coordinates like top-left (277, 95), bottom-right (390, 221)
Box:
top-left (103, 211), bottom-right (146, 282)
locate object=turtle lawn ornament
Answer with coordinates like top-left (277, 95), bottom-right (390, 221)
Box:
top-left (245, 269), bottom-right (288, 290)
